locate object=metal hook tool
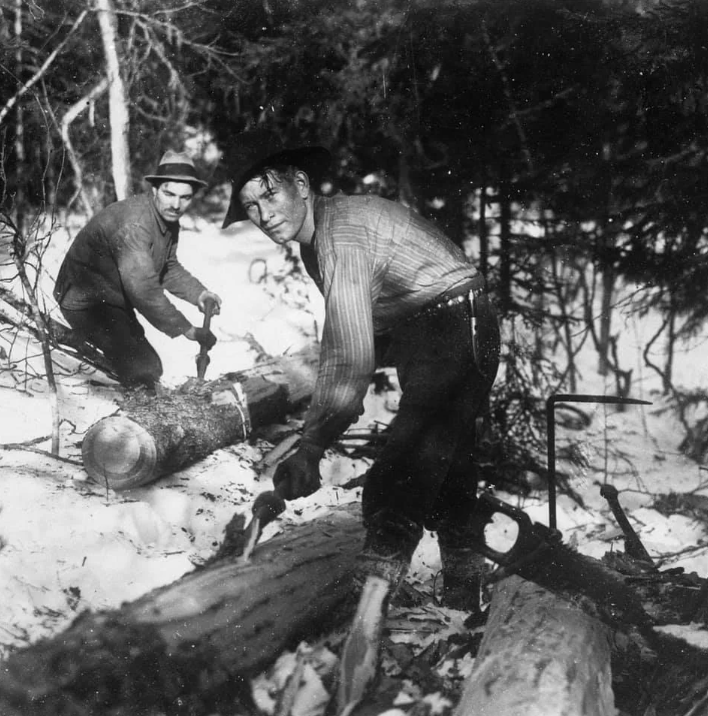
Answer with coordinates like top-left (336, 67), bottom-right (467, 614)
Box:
top-left (546, 394), bottom-right (652, 530)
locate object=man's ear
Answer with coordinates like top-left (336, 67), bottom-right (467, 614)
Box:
top-left (294, 170), bottom-right (311, 198)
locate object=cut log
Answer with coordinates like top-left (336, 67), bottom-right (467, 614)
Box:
top-left (455, 574), bottom-right (616, 716)
top-left (81, 348), bottom-right (319, 490)
top-left (0, 504), bottom-right (364, 716)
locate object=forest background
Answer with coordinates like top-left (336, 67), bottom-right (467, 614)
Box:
top-left (3, 0), bottom-right (708, 714)
top-left (4, 0), bottom-right (708, 470)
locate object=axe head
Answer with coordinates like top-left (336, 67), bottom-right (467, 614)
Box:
top-left (239, 491), bottom-right (287, 563)
top-left (195, 298), bottom-right (217, 380)
top-left (196, 351), bottom-right (211, 380)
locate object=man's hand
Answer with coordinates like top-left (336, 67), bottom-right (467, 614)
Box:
top-left (198, 290), bottom-right (222, 315)
top-left (273, 446), bottom-right (323, 500)
top-left (185, 325), bottom-right (217, 349)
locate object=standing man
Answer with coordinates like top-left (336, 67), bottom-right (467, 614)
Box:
top-left (54, 150), bottom-right (221, 390)
top-left (223, 136), bottom-right (500, 616)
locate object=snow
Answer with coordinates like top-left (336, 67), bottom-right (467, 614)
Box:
top-left (2, 206), bottom-right (708, 711)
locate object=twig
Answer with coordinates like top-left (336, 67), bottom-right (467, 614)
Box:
top-left (654, 541), bottom-right (708, 566)
top-left (0, 435), bottom-right (52, 448)
top-left (0, 443), bottom-right (82, 466)
top-left (4, 212), bottom-right (61, 454)
top-left (0, 9), bottom-right (89, 124)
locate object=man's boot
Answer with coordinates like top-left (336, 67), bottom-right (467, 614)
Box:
top-left (438, 539), bottom-right (486, 613)
top-left (435, 496), bottom-right (495, 613)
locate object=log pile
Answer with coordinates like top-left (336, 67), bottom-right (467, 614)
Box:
top-left (0, 505), bottom-right (364, 716)
top-left (2, 496), bottom-right (708, 716)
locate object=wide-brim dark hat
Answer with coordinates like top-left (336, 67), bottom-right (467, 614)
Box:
top-left (144, 150), bottom-right (207, 188)
top-left (222, 131), bottom-right (331, 228)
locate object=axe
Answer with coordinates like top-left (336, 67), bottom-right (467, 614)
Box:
top-left (239, 433), bottom-right (301, 563)
top-left (195, 297), bottom-right (217, 380)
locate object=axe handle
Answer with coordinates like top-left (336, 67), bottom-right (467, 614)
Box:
top-left (196, 298), bottom-right (216, 380)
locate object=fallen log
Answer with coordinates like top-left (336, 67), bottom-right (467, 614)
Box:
top-left (81, 348), bottom-right (319, 490)
top-left (0, 504), bottom-right (364, 716)
top-left (455, 574), bottom-right (616, 716)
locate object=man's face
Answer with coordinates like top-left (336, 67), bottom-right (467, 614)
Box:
top-left (152, 181), bottom-right (195, 223)
top-left (238, 171), bottom-right (309, 245)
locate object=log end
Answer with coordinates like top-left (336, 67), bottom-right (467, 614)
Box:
top-left (82, 416), bottom-right (158, 490)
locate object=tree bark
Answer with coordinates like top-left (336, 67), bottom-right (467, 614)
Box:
top-left (13, 0), bottom-right (26, 234)
top-left (95, 0), bottom-right (131, 200)
top-left (58, 78), bottom-right (109, 216)
top-left (81, 348), bottom-right (319, 490)
top-left (455, 575), bottom-right (616, 716)
top-left (0, 504), bottom-right (364, 716)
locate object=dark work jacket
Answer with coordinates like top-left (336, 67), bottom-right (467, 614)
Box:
top-left (53, 193), bottom-right (206, 337)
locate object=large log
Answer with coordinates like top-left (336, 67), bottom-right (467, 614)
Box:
top-left (455, 574), bottom-right (616, 716)
top-left (81, 348), bottom-right (319, 490)
top-left (0, 504), bottom-right (364, 716)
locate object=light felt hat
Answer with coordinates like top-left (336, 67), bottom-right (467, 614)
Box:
top-left (144, 150), bottom-right (207, 188)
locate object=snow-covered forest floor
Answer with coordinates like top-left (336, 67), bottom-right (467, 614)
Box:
top-left (1, 204), bottom-right (708, 714)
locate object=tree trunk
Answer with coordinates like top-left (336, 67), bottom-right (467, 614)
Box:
top-left (81, 348), bottom-right (319, 490)
top-left (499, 170), bottom-right (512, 313)
top-left (456, 575), bottom-right (616, 716)
top-left (478, 183), bottom-right (488, 277)
top-left (0, 504), bottom-right (364, 716)
top-left (95, 0), bottom-right (131, 201)
top-left (13, 0), bottom-right (26, 234)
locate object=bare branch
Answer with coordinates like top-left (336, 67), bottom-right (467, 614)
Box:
top-left (56, 78), bottom-right (110, 216)
top-left (0, 8), bottom-right (89, 125)
top-left (2, 210), bottom-right (61, 454)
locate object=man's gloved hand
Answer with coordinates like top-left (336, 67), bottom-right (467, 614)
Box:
top-left (185, 325), bottom-right (217, 349)
top-left (273, 445), bottom-right (323, 500)
top-left (198, 290), bottom-right (222, 315)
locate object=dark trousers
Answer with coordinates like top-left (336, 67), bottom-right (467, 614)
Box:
top-left (60, 302), bottom-right (163, 389)
top-left (362, 293), bottom-right (500, 552)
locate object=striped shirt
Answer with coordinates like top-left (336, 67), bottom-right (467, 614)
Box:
top-left (299, 193), bottom-right (481, 451)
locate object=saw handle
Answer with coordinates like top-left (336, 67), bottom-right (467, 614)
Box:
top-left (468, 493), bottom-right (561, 567)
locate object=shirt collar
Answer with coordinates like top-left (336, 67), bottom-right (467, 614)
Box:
top-left (148, 192), bottom-right (176, 236)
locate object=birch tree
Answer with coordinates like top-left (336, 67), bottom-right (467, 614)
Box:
top-left (95, 0), bottom-right (131, 200)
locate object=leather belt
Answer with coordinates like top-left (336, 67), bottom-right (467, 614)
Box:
top-left (403, 278), bottom-right (489, 368)
top-left (408, 278), bottom-right (485, 323)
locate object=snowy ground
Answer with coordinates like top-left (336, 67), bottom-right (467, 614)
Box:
top-left (1, 203), bottom-right (708, 712)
